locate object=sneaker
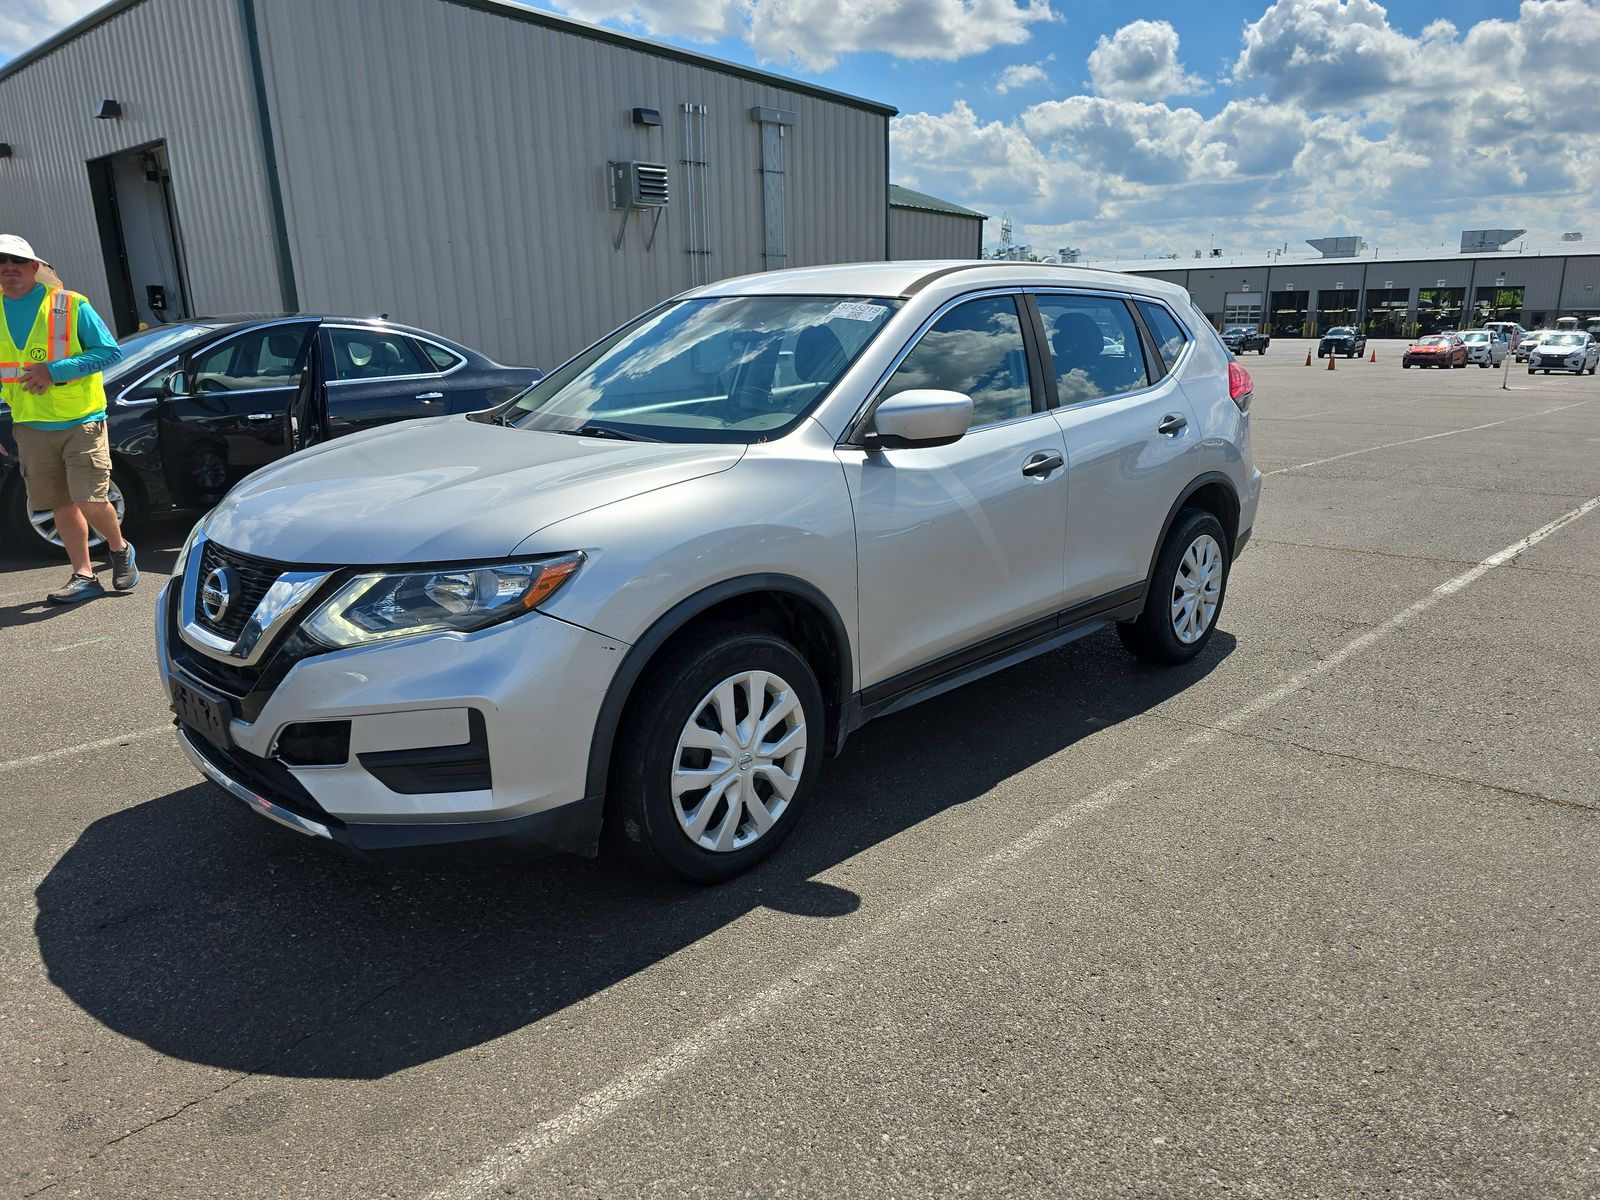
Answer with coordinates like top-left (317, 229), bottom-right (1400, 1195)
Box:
top-left (109, 542), bottom-right (140, 591)
top-left (48, 573), bottom-right (105, 604)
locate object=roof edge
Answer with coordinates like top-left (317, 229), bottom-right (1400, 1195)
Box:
top-left (0, 0), bottom-right (899, 118)
top-left (0, 0), bottom-right (144, 86)
top-left (446, 0), bottom-right (897, 117)
top-left (889, 184), bottom-right (988, 220)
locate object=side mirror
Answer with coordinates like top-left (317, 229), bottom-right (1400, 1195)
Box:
top-left (864, 389), bottom-right (973, 450)
top-left (164, 370), bottom-right (189, 397)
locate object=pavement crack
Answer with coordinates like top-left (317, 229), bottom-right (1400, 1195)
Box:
top-left (1171, 718), bottom-right (1596, 814)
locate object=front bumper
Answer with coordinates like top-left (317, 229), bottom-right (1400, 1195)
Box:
top-left (158, 579), bottom-right (625, 859)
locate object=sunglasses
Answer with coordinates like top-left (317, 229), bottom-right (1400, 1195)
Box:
top-left (0, 255), bottom-right (37, 266)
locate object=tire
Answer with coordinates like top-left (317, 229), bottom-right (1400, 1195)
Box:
top-left (1117, 508), bottom-right (1230, 665)
top-left (3, 470), bottom-right (137, 559)
top-left (1479, 361), bottom-right (1488, 368)
top-left (1403, 362), bottom-right (1411, 369)
top-left (1257, 347), bottom-right (1266, 355)
top-left (609, 625), bottom-right (825, 883)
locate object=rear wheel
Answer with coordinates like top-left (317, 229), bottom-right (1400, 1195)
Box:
top-left (609, 626), bottom-right (824, 883)
top-left (1117, 508), bottom-right (1230, 665)
top-left (4, 472), bottom-right (136, 559)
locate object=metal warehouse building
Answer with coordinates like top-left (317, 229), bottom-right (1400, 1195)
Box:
top-left (0, 0), bottom-right (901, 368)
top-left (888, 185), bottom-right (986, 261)
top-left (1099, 249), bottom-right (1600, 338)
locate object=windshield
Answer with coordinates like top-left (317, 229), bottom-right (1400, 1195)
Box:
top-left (1326, 328), bottom-right (1352, 336)
top-left (1546, 333), bottom-right (1583, 346)
top-left (504, 295), bottom-right (901, 443)
top-left (1418, 337), bottom-right (1445, 346)
top-left (1463, 333), bottom-right (1488, 342)
top-left (114, 323), bottom-right (212, 377)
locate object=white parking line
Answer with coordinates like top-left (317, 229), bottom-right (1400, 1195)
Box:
top-left (426, 491), bottom-right (1600, 1200)
top-left (1266, 396), bottom-right (1598, 476)
top-left (0, 725), bottom-right (172, 773)
top-left (49, 635), bottom-right (118, 653)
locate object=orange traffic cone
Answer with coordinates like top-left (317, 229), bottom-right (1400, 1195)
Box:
top-left (1368, 347), bottom-right (1376, 363)
top-left (1305, 350), bottom-right (1313, 366)
top-left (1326, 352), bottom-right (1336, 371)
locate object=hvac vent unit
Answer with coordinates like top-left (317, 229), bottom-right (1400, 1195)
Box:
top-left (611, 161), bottom-right (670, 209)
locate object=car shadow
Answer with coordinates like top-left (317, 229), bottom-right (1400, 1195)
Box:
top-left (34, 627), bottom-right (1235, 1080)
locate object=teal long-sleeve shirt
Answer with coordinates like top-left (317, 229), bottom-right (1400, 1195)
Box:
top-left (4, 283), bottom-right (123, 428)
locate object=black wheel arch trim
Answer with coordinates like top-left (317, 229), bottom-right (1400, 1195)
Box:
top-left (1142, 472), bottom-right (1242, 594)
top-left (583, 574), bottom-right (854, 802)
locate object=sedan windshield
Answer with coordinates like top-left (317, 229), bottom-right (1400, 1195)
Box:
top-left (1545, 333), bottom-right (1584, 346)
top-left (1463, 333), bottom-right (1488, 342)
top-left (504, 296), bottom-right (900, 443)
top-left (1326, 328), bottom-right (1353, 336)
top-left (114, 322), bottom-right (214, 378)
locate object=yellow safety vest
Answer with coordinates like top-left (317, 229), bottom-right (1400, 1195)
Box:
top-left (0, 288), bottom-right (108, 424)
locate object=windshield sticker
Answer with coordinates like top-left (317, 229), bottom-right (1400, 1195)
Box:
top-left (827, 302), bottom-right (886, 322)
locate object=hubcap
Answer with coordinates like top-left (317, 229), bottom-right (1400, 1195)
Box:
top-left (28, 483), bottom-right (126, 549)
top-left (1170, 533), bottom-right (1223, 644)
top-left (671, 669), bottom-right (807, 853)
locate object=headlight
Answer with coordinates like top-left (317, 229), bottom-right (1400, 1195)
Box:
top-left (173, 519), bottom-right (205, 578)
top-left (302, 552), bottom-right (585, 648)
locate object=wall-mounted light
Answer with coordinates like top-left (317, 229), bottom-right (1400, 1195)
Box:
top-left (632, 107), bottom-right (661, 127)
top-left (0, 143), bottom-right (12, 158)
top-left (94, 99), bottom-right (122, 119)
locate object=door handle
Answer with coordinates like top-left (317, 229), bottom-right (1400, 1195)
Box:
top-left (1021, 450), bottom-right (1065, 478)
top-left (1157, 413), bottom-right (1188, 437)
top-left (415, 392), bottom-right (444, 402)
top-left (245, 412), bottom-right (275, 421)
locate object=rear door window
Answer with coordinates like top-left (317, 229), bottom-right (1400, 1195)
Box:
top-left (1034, 294), bottom-right (1151, 406)
top-left (328, 327), bottom-right (434, 382)
top-left (1136, 301), bottom-right (1190, 372)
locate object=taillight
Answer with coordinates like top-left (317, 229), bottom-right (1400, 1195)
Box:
top-left (1227, 361), bottom-right (1253, 412)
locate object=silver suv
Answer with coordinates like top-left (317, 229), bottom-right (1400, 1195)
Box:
top-left (158, 262), bottom-right (1261, 881)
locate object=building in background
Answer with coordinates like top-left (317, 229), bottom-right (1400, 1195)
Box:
top-left (887, 185), bottom-right (985, 261)
top-left (1091, 247), bottom-right (1600, 337)
top-left (0, 0), bottom-right (896, 367)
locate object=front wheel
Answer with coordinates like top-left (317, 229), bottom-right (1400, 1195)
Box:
top-left (609, 626), bottom-right (825, 883)
top-left (1117, 508), bottom-right (1230, 665)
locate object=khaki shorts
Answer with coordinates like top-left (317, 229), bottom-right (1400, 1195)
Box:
top-left (13, 420), bottom-right (112, 510)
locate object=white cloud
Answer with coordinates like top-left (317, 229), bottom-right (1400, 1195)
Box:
top-left (995, 58), bottom-right (1051, 94)
top-left (0, 0), bottom-right (101, 57)
top-left (552, 0), bottom-right (1055, 70)
top-left (1087, 20), bottom-right (1208, 100)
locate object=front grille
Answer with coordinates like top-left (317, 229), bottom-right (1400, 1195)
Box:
top-left (195, 541), bottom-right (284, 641)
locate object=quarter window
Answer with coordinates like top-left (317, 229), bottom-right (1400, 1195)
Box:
top-left (882, 295), bottom-right (1033, 427)
top-left (328, 328), bottom-right (433, 382)
top-left (1035, 295), bottom-right (1150, 406)
top-left (190, 326), bottom-right (311, 391)
top-left (1136, 301), bottom-right (1189, 372)
top-left (421, 341), bottom-right (464, 371)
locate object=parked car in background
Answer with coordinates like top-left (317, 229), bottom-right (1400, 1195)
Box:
top-left (1482, 320), bottom-right (1525, 351)
top-left (1, 316), bottom-right (540, 553)
top-left (1402, 334), bottom-right (1468, 368)
top-left (1461, 330), bottom-right (1508, 367)
top-left (158, 261), bottom-right (1261, 881)
top-left (1318, 326), bottom-right (1367, 358)
top-left (1527, 331), bottom-right (1599, 375)
top-left (1514, 330), bottom-right (1547, 362)
top-left (1222, 325), bottom-right (1270, 355)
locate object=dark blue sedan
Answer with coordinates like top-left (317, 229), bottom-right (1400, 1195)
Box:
top-left (2, 315), bottom-right (541, 553)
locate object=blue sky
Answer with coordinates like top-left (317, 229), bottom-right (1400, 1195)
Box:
top-left (6, 1), bottom-right (1595, 259)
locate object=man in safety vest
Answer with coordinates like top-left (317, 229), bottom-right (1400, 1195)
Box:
top-left (0, 235), bottom-right (136, 603)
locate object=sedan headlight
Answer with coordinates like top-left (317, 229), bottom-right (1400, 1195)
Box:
top-left (303, 552), bottom-right (585, 648)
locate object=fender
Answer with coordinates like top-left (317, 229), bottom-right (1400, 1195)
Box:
top-left (583, 574), bottom-right (854, 802)
top-left (1141, 471), bottom-right (1242, 596)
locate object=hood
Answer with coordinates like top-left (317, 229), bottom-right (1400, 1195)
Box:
top-left (201, 415), bottom-right (746, 564)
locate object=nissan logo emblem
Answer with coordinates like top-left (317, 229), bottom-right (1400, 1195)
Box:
top-left (201, 567), bottom-right (234, 623)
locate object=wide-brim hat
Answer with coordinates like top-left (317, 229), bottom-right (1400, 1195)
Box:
top-left (0, 234), bottom-right (50, 268)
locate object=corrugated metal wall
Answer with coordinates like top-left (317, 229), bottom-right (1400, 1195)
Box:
top-left (0, 0), bottom-right (284, 320)
top-left (889, 208), bottom-right (981, 260)
top-left (252, 0), bottom-right (890, 368)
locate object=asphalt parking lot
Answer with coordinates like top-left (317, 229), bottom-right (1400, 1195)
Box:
top-left (2, 338), bottom-right (1597, 1199)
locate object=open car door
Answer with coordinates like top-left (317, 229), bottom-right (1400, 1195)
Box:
top-left (286, 328), bottom-right (329, 452)
top-left (158, 321), bottom-right (315, 508)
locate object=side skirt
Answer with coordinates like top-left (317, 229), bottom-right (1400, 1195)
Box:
top-left (837, 584), bottom-right (1145, 746)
